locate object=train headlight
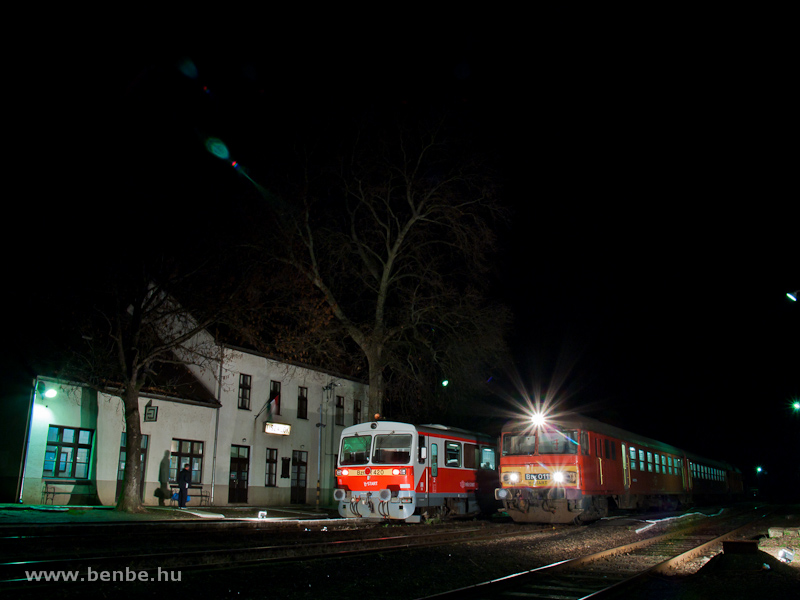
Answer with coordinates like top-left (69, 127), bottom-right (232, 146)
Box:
top-left (503, 471), bottom-right (520, 484)
top-left (392, 468), bottom-right (407, 475)
top-left (552, 471), bottom-right (565, 483)
top-left (336, 468), bottom-right (349, 476)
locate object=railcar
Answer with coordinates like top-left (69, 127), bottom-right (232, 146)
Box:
top-left (496, 414), bottom-right (742, 524)
top-left (333, 421), bottom-right (499, 522)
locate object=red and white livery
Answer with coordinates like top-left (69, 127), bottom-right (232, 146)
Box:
top-left (334, 420), bottom-right (498, 522)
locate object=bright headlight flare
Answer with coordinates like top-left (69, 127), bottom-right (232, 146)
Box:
top-left (531, 412), bottom-right (546, 427)
top-left (505, 472), bottom-right (520, 484)
top-left (552, 471), bottom-right (565, 483)
top-left (336, 468), bottom-right (349, 476)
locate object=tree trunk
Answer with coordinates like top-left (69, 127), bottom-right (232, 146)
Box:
top-left (365, 346), bottom-right (385, 419)
top-left (116, 385), bottom-right (145, 513)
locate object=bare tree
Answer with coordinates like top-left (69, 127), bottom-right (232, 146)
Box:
top-left (59, 255), bottom-right (245, 512)
top-left (259, 123), bottom-right (511, 419)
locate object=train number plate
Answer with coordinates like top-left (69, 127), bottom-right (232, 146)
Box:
top-left (525, 473), bottom-right (550, 481)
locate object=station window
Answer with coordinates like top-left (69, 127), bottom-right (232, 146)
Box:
top-left (297, 387), bottom-right (308, 420)
top-left (265, 448), bottom-right (277, 487)
top-left (335, 395), bottom-right (344, 426)
top-left (238, 374), bottom-right (252, 410)
top-left (44, 426), bottom-right (94, 479)
top-left (445, 442), bottom-right (461, 467)
top-left (170, 439), bottom-right (204, 483)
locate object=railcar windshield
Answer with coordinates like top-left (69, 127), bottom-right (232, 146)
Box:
top-left (502, 430), bottom-right (579, 456)
top-left (339, 435), bottom-right (371, 466)
top-left (372, 434), bottom-right (412, 464)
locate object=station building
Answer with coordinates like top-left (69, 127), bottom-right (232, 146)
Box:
top-left (18, 337), bottom-right (368, 508)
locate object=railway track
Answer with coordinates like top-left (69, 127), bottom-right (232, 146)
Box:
top-left (416, 507), bottom-right (770, 599)
top-left (0, 522), bottom-right (548, 588)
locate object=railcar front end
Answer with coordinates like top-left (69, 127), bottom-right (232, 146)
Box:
top-left (496, 421), bottom-right (593, 524)
top-left (334, 422), bottom-right (421, 522)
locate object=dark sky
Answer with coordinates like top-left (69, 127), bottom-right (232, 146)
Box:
top-left (10, 30), bottom-right (798, 492)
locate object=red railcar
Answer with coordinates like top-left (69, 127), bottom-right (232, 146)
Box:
top-left (334, 421), bottom-right (499, 522)
top-left (496, 414), bottom-right (742, 524)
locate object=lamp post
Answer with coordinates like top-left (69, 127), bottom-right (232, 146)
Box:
top-left (316, 388), bottom-right (328, 510)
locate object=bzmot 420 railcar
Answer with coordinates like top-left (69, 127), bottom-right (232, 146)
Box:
top-left (496, 414), bottom-right (743, 524)
top-left (334, 421), bottom-right (498, 522)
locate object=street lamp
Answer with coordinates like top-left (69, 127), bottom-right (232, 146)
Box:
top-left (787, 290), bottom-right (799, 302)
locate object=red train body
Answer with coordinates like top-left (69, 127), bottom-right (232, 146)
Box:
top-left (496, 415), bottom-right (743, 524)
top-left (334, 421), bottom-right (499, 522)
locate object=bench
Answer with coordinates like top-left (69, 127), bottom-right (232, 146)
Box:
top-left (169, 485), bottom-right (210, 507)
top-left (41, 482), bottom-right (97, 505)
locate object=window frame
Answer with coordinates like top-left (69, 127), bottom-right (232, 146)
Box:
top-left (270, 380), bottom-right (281, 416)
top-left (297, 386), bottom-right (308, 420)
top-left (43, 425), bottom-right (94, 479)
top-left (238, 373), bottom-right (252, 410)
top-left (335, 395), bottom-right (344, 426)
top-left (170, 438), bottom-right (204, 484)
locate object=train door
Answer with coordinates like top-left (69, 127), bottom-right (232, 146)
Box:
top-left (430, 442), bottom-right (439, 495)
top-left (595, 436), bottom-right (605, 488)
top-left (622, 443), bottom-right (630, 490)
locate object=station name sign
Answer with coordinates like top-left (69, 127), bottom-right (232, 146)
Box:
top-left (264, 422), bottom-right (291, 436)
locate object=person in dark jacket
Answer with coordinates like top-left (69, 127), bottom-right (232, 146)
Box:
top-left (177, 463), bottom-right (191, 509)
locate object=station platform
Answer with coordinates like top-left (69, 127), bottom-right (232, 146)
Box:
top-left (0, 503), bottom-right (340, 526)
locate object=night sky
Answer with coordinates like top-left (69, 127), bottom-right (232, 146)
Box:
top-left (9, 30), bottom-right (798, 495)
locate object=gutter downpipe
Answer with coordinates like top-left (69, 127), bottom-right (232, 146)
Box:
top-left (17, 378), bottom-right (38, 503)
top-left (210, 345), bottom-right (224, 505)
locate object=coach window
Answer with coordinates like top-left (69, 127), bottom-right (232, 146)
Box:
top-left (431, 443), bottom-right (438, 477)
top-left (655, 455), bottom-right (661, 474)
top-left (445, 442), bottom-right (461, 467)
top-left (629, 446), bottom-right (637, 470)
top-left (647, 452), bottom-right (653, 473)
top-left (480, 447), bottom-right (496, 470)
top-left (464, 443), bottom-right (478, 469)
top-left (639, 449), bottom-right (645, 471)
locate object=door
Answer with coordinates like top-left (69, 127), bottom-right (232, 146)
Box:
top-left (228, 445), bottom-right (249, 503)
top-left (116, 433), bottom-right (148, 502)
top-left (290, 450), bottom-right (308, 504)
top-left (622, 443), bottom-right (630, 490)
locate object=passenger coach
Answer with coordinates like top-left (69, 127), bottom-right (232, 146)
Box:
top-left (496, 414), bottom-right (742, 524)
top-left (334, 421), bottom-right (498, 522)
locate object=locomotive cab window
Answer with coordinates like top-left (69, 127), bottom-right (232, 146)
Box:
top-left (339, 435), bottom-right (371, 466)
top-left (539, 430), bottom-right (578, 454)
top-left (503, 433), bottom-right (535, 456)
top-left (372, 434), bottom-right (412, 464)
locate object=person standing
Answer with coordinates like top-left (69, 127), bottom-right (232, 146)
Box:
top-left (177, 463), bottom-right (191, 509)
